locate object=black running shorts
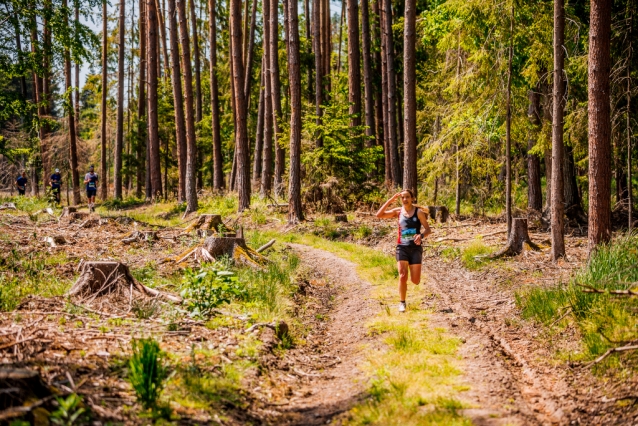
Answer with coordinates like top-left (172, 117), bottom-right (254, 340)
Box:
top-left (396, 244), bottom-right (423, 265)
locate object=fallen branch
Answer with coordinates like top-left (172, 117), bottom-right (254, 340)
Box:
top-left (576, 283), bottom-right (638, 297)
top-left (601, 395), bottom-right (638, 403)
top-left (256, 239), bottom-right (276, 253)
top-left (481, 229), bottom-right (508, 238)
top-left (583, 344), bottom-right (638, 368)
top-left (435, 236), bottom-right (468, 243)
top-left (549, 308), bottom-right (572, 327)
top-left (0, 336), bottom-right (38, 351)
top-left (0, 396), bottom-right (55, 421)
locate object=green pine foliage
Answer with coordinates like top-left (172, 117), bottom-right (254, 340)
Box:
top-left (128, 337), bottom-right (169, 410)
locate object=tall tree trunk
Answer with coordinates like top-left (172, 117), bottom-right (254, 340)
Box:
top-left (177, 0), bottom-right (199, 211)
top-left (147, 0), bottom-right (163, 197)
top-left (588, 0), bottom-right (612, 252)
top-left (628, 23), bottom-right (633, 231)
top-left (243, 0), bottom-right (258, 102)
top-left (209, 0), bottom-right (224, 190)
top-left (74, 4), bottom-right (80, 133)
top-left (243, 0), bottom-right (250, 66)
top-left (337, 0), bottom-right (344, 72)
top-left (287, 0), bottom-right (303, 221)
top-left (505, 4), bottom-right (514, 236)
top-left (230, 0), bottom-right (251, 211)
top-left (383, 0), bottom-right (400, 187)
top-left (372, 0), bottom-right (383, 146)
top-left (253, 59), bottom-right (265, 189)
top-left (454, 33), bottom-right (461, 215)
top-left (313, 0), bottom-right (323, 147)
top-left (269, 0), bottom-right (284, 196)
top-left (347, 0), bottom-right (362, 134)
top-left (63, 0), bottom-right (80, 205)
top-left (189, 0), bottom-right (203, 123)
top-left (156, 0), bottom-right (170, 75)
top-left (114, 0), bottom-right (126, 199)
top-left (563, 140), bottom-right (582, 213)
top-left (262, 55), bottom-right (274, 196)
top-left (323, 0), bottom-right (330, 87)
top-left (361, 0), bottom-right (375, 146)
top-left (101, 0), bottom-right (108, 199)
top-left (379, 0), bottom-right (390, 185)
top-left (402, 0), bottom-right (416, 192)
top-left (527, 89), bottom-right (543, 211)
top-left (169, 0), bottom-right (187, 200)
top-left (305, 0), bottom-right (313, 102)
top-left (551, 0), bottom-right (566, 259)
top-left (137, 0), bottom-right (147, 198)
top-left (28, 16), bottom-right (45, 195)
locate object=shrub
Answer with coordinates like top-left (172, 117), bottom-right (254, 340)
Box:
top-left (354, 224), bottom-right (373, 240)
top-left (50, 393), bottom-right (89, 425)
top-left (181, 266), bottom-right (247, 318)
top-left (128, 338), bottom-right (168, 410)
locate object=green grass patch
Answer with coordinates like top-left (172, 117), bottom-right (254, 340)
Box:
top-left (517, 235), bottom-right (638, 370)
top-left (460, 240), bottom-right (494, 270)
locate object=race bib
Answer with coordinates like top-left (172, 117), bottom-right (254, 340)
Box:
top-left (401, 228), bottom-right (417, 241)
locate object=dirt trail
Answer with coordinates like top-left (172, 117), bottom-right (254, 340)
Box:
top-left (263, 244), bottom-right (380, 425)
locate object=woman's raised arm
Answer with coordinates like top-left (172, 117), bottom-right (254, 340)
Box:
top-left (376, 193), bottom-right (401, 219)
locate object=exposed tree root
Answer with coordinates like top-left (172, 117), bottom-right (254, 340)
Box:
top-left (489, 218), bottom-right (539, 258)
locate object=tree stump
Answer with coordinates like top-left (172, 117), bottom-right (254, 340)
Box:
top-left (60, 206), bottom-right (77, 217)
top-left (489, 218), bottom-right (540, 258)
top-left (184, 214), bottom-right (223, 233)
top-left (427, 206), bottom-right (449, 223)
top-left (203, 236), bottom-right (268, 268)
top-left (64, 211), bottom-right (89, 222)
top-left (334, 214), bottom-right (348, 223)
top-left (67, 262), bottom-right (182, 313)
top-left (0, 368), bottom-right (53, 413)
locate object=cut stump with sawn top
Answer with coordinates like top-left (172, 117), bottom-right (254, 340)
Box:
top-left (489, 218), bottom-right (540, 258)
top-left (184, 214), bottom-right (223, 233)
top-left (203, 236), bottom-right (268, 268)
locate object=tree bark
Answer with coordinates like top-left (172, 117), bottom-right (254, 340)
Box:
top-left (262, 55), bottom-right (274, 196)
top-left (269, 0), bottom-right (284, 196)
top-left (209, 0), bottom-right (224, 190)
top-left (305, 0), bottom-right (313, 102)
top-left (62, 0), bottom-right (80, 205)
top-left (147, 0), bottom-right (163, 198)
top-left (628, 23), bottom-right (633, 231)
top-left (189, 0), bottom-right (203, 123)
top-left (137, 0), bottom-right (147, 198)
top-left (253, 59), bottom-right (265, 189)
top-left (169, 0), bottom-right (187, 201)
top-left (347, 0), bottom-right (362, 134)
top-left (230, 0), bottom-right (251, 211)
top-left (563, 140), bottom-right (585, 222)
top-left (379, 0), bottom-right (390, 185)
top-left (101, 0), bottom-right (108, 199)
top-left (177, 0), bottom-right (199, 212)
top-left (287, 0), bottom-right (303, 222)
top-left (114, 0), bottom-right (126, 200)
top-left (527, 89), bottom-right (543, 211)
top-left (313, 0), bottom-right (323, 147)
top-left (402, 0), bottom-right (416, 192)
top-left (382, 0), bottom-right (400, 187)
top-left (588, 0), bottom-right (612, 252)
top-left (243, 0), bottom-right (258, 101)
top-left (337, 0), bottom-right (344, 72)
top-left (361, 0), bottom-right (375, 146)
top-left (156, 0), bottom-right (170, 75)
top-left (505, 5), bottom-right (514, 235)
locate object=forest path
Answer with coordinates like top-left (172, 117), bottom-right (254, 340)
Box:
top-left (265, 243), bottom-right (380, 425)
top-left (266, 243), bottom-right (542, 425)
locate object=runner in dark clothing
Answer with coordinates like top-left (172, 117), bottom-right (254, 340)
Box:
top-left (84, 165), bottom-right (99, 212)
top-left (16, 172), bottom-right (28, 196)
top-left (50, 168), bottom-right (62, 204)
top-left (376, 189), bottom-right (431, 312)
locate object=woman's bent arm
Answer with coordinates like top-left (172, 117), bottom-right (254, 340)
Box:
top-left (376, 193), bottom-right (401, 219)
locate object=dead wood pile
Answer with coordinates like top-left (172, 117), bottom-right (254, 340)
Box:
top-left (67, 261), bottom-right (182, 316)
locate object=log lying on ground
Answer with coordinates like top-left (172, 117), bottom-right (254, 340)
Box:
top-left (488, 218), bottom-right (540, 258)
top-left (257, 239), bottom-right (276, 253)
top-left (122, 230), bottom-right (157, 244)
top-left (67, 262), bottom-right (182, 310)
top-left (203, 236), bottom-right (268, 268)
top-left (183, 214), bottom-right (223, 233)
top-left (427, 206), bottom-right (449, 223)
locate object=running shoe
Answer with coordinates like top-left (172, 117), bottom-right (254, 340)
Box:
top-left (398, 301), bottom-right (406, 313)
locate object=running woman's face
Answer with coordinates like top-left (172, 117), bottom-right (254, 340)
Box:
top-left (400, 191), bottom-right (414, 207)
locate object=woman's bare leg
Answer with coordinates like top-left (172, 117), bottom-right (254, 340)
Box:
top-left (398, 261), bottom-right (409, 301)
top-left (409, 264), bottom-right (422, 284)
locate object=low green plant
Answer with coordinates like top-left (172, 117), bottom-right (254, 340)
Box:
top-left (50, 393), bottom-right (89, 425)
top-left (181, 266), bottom-right (247, 318)
top-left (128, 338), bottom-right (168, 410)
top-left (460, 241), bottom-right (494, 270)
top-left (132, 299), bottom-right (159, 320)
top-left (353, 224), bottom-right (373, 240)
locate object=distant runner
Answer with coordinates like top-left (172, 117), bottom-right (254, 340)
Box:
top-left (376, 189), bottom-right (431, 312)
top-left (16, 171), bottom-right (28, 196)
top-left (50, 168), bottom-right (62, 204)
top-left (84, 165), bottom-right (98, 212)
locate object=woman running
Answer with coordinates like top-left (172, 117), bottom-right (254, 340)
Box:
top-left (376, 190), bottom-right (431, 312)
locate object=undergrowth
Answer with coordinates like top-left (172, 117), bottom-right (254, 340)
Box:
top-left (517, 235), bottom-right (638, 370)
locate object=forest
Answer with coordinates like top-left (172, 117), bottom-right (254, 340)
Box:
top-left (0, 0), bottom-right (637, 423)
